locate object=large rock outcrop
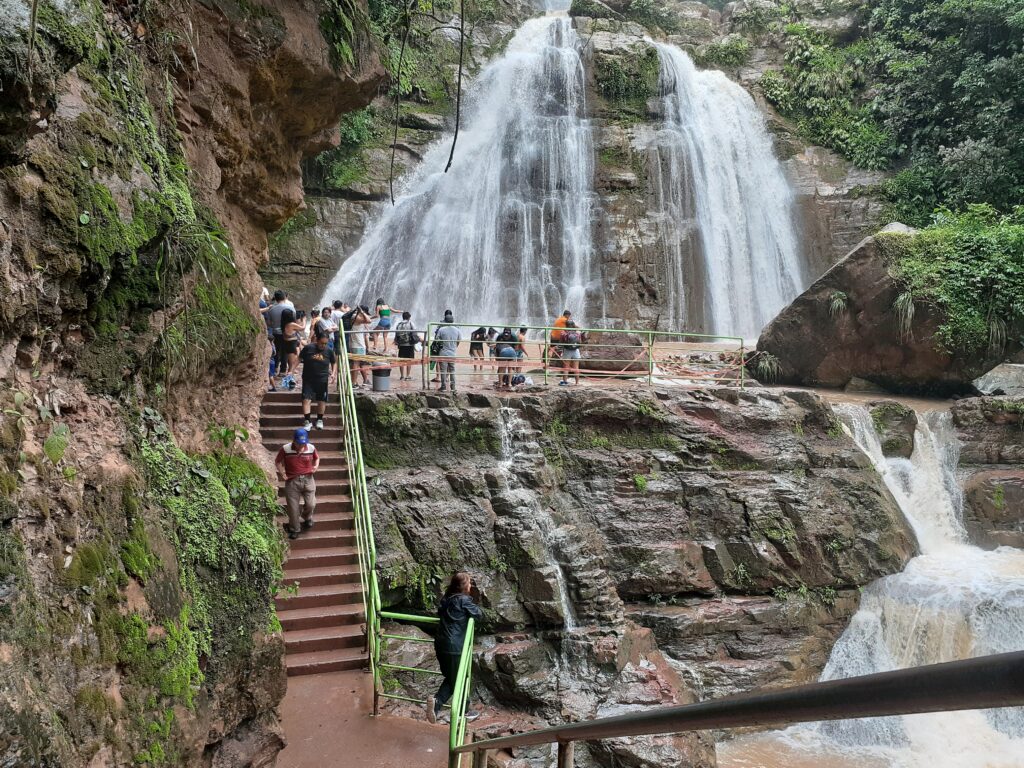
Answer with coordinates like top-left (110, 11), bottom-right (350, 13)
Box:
top-left (756, 226), bottom-right (1010, 395)
top-left (953, 397), bottom-right (1024, 549)
top-left (0, 0), bottom-right (383, 764)
top-left (357, 387), bottom-right (915, 766)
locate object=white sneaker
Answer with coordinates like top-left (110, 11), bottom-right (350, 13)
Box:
top-left (315, 418), bottom-right (324, 430)
top-left (302, 419), bottom-right (313, 430)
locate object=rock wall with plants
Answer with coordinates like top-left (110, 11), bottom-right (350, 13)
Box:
top-left (357, 387), bottom-right (916, 766)
top-left (0, 0), bottom-right (383, 763)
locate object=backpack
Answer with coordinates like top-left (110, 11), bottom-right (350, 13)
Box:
top-left (562, 330), bottom-right (580, 348)
top-left (430, 338), bottom-right (444, 357)
top-left (395, 323), bottom-right (416, 347)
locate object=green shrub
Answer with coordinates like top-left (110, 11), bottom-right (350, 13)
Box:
top-left (696, 38), bottom-right (752, 68)
top-left (879, 205), bottom-right (1024, 355)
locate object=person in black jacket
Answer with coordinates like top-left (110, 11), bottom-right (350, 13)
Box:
top-left (427, 571), bottom-right (483, 724)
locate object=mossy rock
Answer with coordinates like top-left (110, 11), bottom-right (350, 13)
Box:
top-left (869, 401), bottom-right (917, 458)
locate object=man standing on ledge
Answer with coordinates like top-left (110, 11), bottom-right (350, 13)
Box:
top-left (276, 428), bottom-right (319, 540)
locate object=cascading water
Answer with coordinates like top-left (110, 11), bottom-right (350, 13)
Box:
top-left (720, 406), bottom-right (1024, 768)
top-left (319, 12), bottom-right (599, 325)
top-left (651, 44), bottom-right (805, 339)
top-left (497, 406), bottom-right (578, 631)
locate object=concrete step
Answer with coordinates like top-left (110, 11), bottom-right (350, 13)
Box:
top-left (288, 528), bottom-right (357, 551)
top-left (264, 390), bottom-right (339, 404)
top-left (284, 545), bottom-right (359, 569)
top-left (261, 413), bottom-right (342, 428)
top-left (278, 602), bottom-right (364, 632)
top-left (277, 511), bottom-right (354, 531)
top-left (262, 426), bottom-right (343, 441)
top-left (285, 647), bottom-right (365, 676)
top-left (276, 581), bottom-right (364, 611)
top-left (284, 623), bottom-right (365, 654)
top-left (276, 491), bottom-right (352, 509)
top-left (282, 563), bottom-right (362, 588)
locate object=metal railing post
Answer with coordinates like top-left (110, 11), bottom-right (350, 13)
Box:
top-left (647, 331), bottom-right (654, 385)
top-left (739, 340), bottom-right (745, 390)
top-left (543, 328), bottom-right (549, 386)
top-left (557, 742), bottom-right (574, 768)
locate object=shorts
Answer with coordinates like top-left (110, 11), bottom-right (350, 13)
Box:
top-left (498, 348), bottom-right (517, 360)
top-left (469, 343), bottom-right (484, 354)
top-left (376, 318), bottom-right (392, 330)
top-left (302, 382), bottom-right (329, 402)
top-left (516, 349), bottom-right (527, 359)
top-left (349, 346), bottom-right (366, 356)
top-left (284, 339), bottom-right (300, 356)
top-left (561, 348), bottom-right (581, 360)
top-left (398, 346), bottom-right (416, 359)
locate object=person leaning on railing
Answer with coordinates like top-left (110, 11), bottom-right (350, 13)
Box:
top-left (427, 571), bottom-right (482, 724)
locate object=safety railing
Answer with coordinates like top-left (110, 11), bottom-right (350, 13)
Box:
top-left (335, 339), bottom-right (478, 756)
top-left (335, 323), bottom-right (746, 390)
top-left (452, 650), bottom-right (1024, 766)
top-left (448, 618), bottom-right (476, 768)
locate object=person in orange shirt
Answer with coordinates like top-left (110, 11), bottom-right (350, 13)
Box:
top-left (551, 309), bottom-right (571, 342)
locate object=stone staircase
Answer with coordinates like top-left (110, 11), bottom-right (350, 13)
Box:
top-left (260, 389), bottom-right (366, 676)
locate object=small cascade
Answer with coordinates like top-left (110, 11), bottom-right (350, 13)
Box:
top-left (652, 44), bottom-right (806, 339)
top-left (319, 13), bottom-right (599, 324)
top-left (720, 406), bottom-right (1024, 768)
top-left (496, 407), bottom-right (578, 631)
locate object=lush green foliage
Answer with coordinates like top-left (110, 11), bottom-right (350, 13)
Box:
top-left (879, 205), bottom-right (1024, 354)
top-left (696, 37), bottom-right (752, 68)
top-left (754, 0), bottom-right (1024, 222)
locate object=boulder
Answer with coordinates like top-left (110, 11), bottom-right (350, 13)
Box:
top-left (962, 471), bottom-right (1024, 550)
top-left (869, 401), bottom-right (917, 459)
top-left (756, 225), bottom-right (1010, 395)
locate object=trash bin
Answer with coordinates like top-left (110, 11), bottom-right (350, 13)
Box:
top-left (371, 361), bottom-right (391, 392)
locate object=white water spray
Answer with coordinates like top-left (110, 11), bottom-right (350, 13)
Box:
top-left (721, 407), bottom-right (1024, 768)
top-left (652, 44), bottom-right (806, 339)
top-left (320, 15), bottom-right (598, 325)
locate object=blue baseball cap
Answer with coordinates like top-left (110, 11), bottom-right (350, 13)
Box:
top-left (293, 428), bottom-right (309, 445)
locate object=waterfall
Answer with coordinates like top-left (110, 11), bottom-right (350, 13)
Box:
top-left (720, 407), bottom-right (1024, 768)
top-left (652, 44), bottom-right (805, 339)
top-left (319, 14), bottom-right (599, 326)
top-left (497, 407), bottom-right (578, 631)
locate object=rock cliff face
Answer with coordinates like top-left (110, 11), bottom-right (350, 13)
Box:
top-left (358, 387), bottom-right (915, 765)
top-left (0, 0), bottom-right (382, 764)
top-left (755, 227), bottom-right (1012, 395)
top-left (953, 397), bottom-right (1024, 549)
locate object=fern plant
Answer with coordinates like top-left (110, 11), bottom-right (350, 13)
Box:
top-left (828, 290), bottom-right (849, 318)
top-left (893, 291), bottom-right (915, 341)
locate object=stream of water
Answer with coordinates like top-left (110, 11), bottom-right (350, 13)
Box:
top-left (720, 407), bottom-right (1024, 768)
top-left (319, 12), bottom-right (598, 325)
top-left (651, 44), bottom-right (805, 339)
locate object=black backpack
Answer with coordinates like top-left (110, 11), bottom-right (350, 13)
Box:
top-left (396, 324), bottom-right (417, 347)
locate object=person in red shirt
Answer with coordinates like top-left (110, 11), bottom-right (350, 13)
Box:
top-left (275, 428), bottom-right (319, 539)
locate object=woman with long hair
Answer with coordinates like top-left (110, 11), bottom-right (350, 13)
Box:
top-left (283, 310), bottom-right (306, 382)
top-left (427, 571), bottom-right (482, 724)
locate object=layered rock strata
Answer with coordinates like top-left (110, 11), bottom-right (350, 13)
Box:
top-left (359, 387), bottom-right (915, 766)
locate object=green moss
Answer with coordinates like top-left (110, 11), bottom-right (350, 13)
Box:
top-left (140, 428), bottom-right (284, 668)
top-left (65, 541), bottom-right (117, 588)
top-left (594, 46), bottom-right (660, 113)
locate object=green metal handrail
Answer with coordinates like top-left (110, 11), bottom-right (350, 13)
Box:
top-left (448, 618), bottom-right (475, 768)
top-left (336, 339), bottom-right (478, 757)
